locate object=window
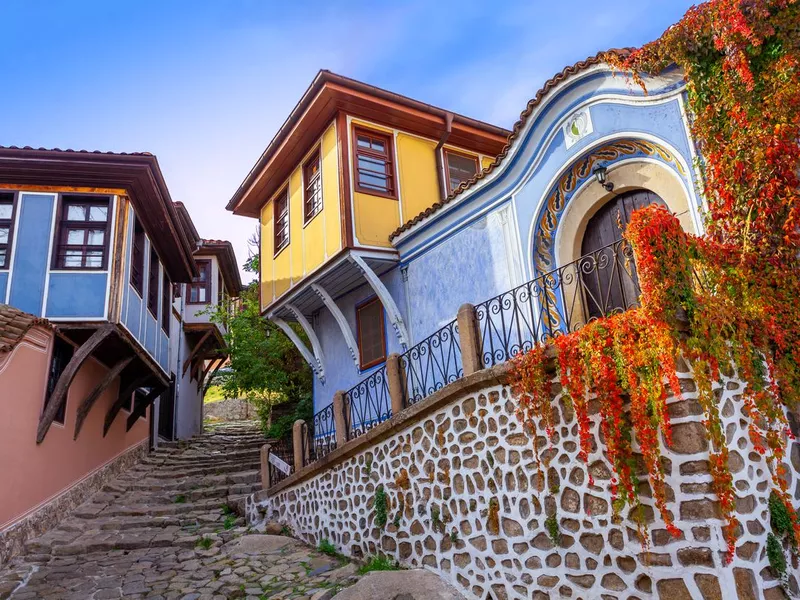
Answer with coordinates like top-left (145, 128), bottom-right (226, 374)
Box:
top-left (274, 189), bottom-right (289, 253)
top-left (130, 217), bottom-right (145, 294)
top-left (147, 248), bottom-right (159, 317)
top-left (189, 260), bottom-right (211, 304)
top-left (0, 192), bottom-right (15, 269)
top-left (444, 150), bottom-right (479, 194)
top-left (53, 195), bottom-right (111, 269)
top-left (353, 128), bottom-right (396, 198)
top-left (45, 336), bottom-right (74, 425)
top-left (356, 297), bottom-right (386, 370)
top-left (161, 271), bottom-right (171, 334)
top-left (303, 149), bottom-right (323, 223)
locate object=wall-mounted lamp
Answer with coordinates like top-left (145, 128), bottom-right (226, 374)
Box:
top-left (593, 165), bottom-right (614, 192)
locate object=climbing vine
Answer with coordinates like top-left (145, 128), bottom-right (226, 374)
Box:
top-left (513, 0), bottom-right (800, 558)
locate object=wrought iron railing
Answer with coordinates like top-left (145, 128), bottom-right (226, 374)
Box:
top-left (344, 365), bottom-right (392, 440)
top-left (268, 436), bottom-right (293, 486)
top-left (400, 318), bottom-right (463, 407)
top-left (284, 238), bottom-right (644, 477)
top-left (476, 238), bottom-right (641, 367)
top-left (308, 403), bottom-right (337, 461)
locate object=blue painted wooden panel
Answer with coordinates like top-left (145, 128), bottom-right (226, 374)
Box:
top-left (158, 331), bottom-right (170, 373)
top-left (0, 272), bottom-right (7, 302)
top-left (144, 313), bottom-right (157, 356)
top-left (124, 287), bottom-right (143, 339)
top-left (9, 194), bottom-right (55, 315)
top-left (46, 273), bottom-right (107, 318)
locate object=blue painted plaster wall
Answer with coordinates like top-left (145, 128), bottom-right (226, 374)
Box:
top-left (8, 193), bottom-right (55, 315)
top-left (312, 267), bottom-right (408, 416)
top-left (0, 272), bottom-right (8, 303)
top-left (46, 273), bottom-right (107, 317)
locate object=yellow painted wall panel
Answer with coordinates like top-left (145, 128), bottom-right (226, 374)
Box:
top-left (321, 123), bottom-right (341, 258)
top-left (354, 192), bottom-right (399, 247)
top-left (396, 133), bottom-right (439, 224)
top-left (259, 202), bottom-right (276, 310)
top-left (303, 213), bottom-right (324, 272)
top-left (288, 169), bottom-right (304, 280)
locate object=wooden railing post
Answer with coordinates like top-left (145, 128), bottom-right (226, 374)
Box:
top-left (457, 303), bottom-right (483, 375)
top-left (386, 353), bottom-right (406, 415)
top-left (260, 443), bottom-right (271, 490)
top-left (332, 392), bottom-right (348, 446)
top-left (292, 420), bottom-right (306, 473)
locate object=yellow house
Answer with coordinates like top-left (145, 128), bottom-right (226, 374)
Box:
top-left (227, 71), bottom-right (508, 391)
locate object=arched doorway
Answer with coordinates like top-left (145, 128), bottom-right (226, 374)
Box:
top-left (578, 189), bottom-right (666, 321)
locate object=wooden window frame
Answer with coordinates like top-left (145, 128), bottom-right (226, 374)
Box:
top-left (161, 271), bottom-right (171, 334)
top-left (0, 191), bottom-right (17, 270)
top-left (302, 148), bottom-right (323, 224)
top-left (130, 216), bottom-right (145, 295)
top-left (51, 194), bottom-right (112, 271)
top-left (147, 247), bottom-right (159, 318)
top-left (355, 296), bottom-right (387, 370)
top-left (188, 259), bottom-right (212, 305)
top-left (352, 126), bottom-right (397, 200)
top-left (443, 149), bottom-right (479, 195)
top-left (273, 188), bottom-right (290, 255)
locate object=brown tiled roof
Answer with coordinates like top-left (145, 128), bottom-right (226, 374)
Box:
top-left (389, 49), bottom-right (632, 242)
top-left (0, 304), bottom-right (52, 353)
top-left (0, 145), bottom-right (153, 156)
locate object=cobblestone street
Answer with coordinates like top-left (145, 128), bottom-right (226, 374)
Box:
top-left (0, 423), bottom-right (361, 600)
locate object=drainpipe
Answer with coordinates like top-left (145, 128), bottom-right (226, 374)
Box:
top-left (435, 112), bottom-right (454, 201)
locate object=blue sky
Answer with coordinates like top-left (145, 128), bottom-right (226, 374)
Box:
top-left (0, 0), bottom-right (696, 281)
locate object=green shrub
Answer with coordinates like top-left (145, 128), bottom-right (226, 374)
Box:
top-left (318, 539), bottom-right (339, 557)
top-left (357, 555), bottom-right (401, 575)
top-left (196, 537), bottom-right (213, 550)
top-left (767, 533), bottom-right (787, 576)
top-left (374, 485), bottom-right (388, 528)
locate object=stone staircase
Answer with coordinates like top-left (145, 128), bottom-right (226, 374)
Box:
top-left (21, 422), bottom-right (264, 562)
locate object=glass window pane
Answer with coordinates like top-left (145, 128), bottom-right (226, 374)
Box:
top-left (0, 227), bottom-right (8, 244)
top-left (85, 251), bottom-right (103, 268)
top-left (358, 155), bottom-right (386, 174)
top-left (89, 206), bottom-right (108, 222)
top-left (0, 249), bottom-right (5, 266)
top-left (370, 139), bottom-right (385, 153)
top-left (357, 136), bottom-right (371, 148)
top-left (67, 205), bottom-right (86, 221)
top-left (64, 250), bottom-right (83, 268)
top-left (67, 229), bottom-right (85, 245)
top-left (198, 288), bottom-right (207, 302)
top-left (0, 204), bottom-right (12, 219)
top-left (87, 230), bottom-right (105, 245)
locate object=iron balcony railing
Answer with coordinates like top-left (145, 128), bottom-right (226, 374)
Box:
top-left (343, 364), bottom-right (392, 439)
top-left (476, 238), bottom-right (640, 367)
top-left (400, 318), bottom-right (463, 407)
top-left (296, 237), bottom-right (642, 472)
top-left (268, 436), bottom-right (293, 486)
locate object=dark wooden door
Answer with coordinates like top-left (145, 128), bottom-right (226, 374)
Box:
top-left (579, 189), bottom-right (666, 320)
top-left (158, 374), bottom-right (176, 441)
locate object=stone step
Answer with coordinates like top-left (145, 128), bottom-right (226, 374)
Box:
top-left (130, 461), bottom-right (260, 479)
top-left (144, 448), bottom-right (262, 464)
top-left (126, 469), bottom-right (259, 492)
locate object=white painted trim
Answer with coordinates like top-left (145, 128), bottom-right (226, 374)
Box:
top-left (311, 282), bottom-right (360, 367)
top-left (349, 253), bottom-right (409, 350)
top-left (677, 92), bottom-right (707, 231)
top-left (285, 302), bottom-right (326, 379)
top-left (271, 316), bottom-right (323, 381)
top-left (102, 195), bottom-right (118, 319)
top-left (40, 193), bottom-right (60, 317)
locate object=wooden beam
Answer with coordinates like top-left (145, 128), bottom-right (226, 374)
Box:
top-left (37, 325), bottom-right (115, 444)
top-left (126, 385), bottom-right (165, 431)
top-left (73, 356), bottom-right (134, 440)
top-left (202, 359), bottom-right (225, 397)
top-left (182, 330), bottom-right (213, 375)
top-left (103, 374), bottom-right (153, 437)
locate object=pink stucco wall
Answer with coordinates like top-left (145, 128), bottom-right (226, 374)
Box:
top-left (0, 327), bottom-right (150, 529)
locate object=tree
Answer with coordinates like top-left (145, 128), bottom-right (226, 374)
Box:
top-left (206, 228), bottom-right (312, 437)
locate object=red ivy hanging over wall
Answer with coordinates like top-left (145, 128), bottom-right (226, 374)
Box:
top-left (513, 0), bottom-right (800, 558)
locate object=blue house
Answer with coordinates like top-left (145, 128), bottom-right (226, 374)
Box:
top-left (229, 57), bottom-right (704, 441)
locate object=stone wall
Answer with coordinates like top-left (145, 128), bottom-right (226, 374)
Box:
top-left (247, 363), bottom-right (800, 600)
top-left (203, 398), bottom-right (253, 422)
